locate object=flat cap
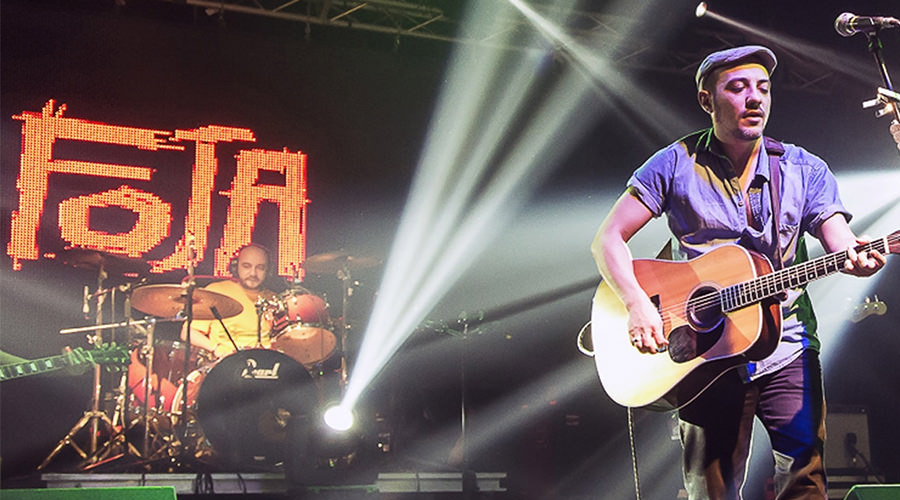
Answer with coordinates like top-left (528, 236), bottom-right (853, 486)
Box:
top-left (695, 45), bottom-right (777, 89)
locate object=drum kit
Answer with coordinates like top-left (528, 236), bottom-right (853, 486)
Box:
top-left (39, 247), bottom-right (379, 473)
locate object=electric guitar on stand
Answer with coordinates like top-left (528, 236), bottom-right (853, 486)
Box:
top-left (591, 231), bottom-right (898, 411)
top-left (0, 344), bottom-right (129, 382)
top-left (851, 295), bottom-right (888, 323)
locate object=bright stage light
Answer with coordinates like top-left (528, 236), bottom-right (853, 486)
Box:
top-left (323, 404), bottom-right (355, 432)
top-left (695, 2), bottom-right (708, 18)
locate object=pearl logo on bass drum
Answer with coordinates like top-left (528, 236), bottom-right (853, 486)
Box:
top-left (241, 358), bottom-right (281, 380)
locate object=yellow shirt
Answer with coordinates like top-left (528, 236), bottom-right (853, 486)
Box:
top-left (191, 279), bottom-right (272, 353)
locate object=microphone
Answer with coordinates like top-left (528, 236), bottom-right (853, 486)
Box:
top-left (835, 12), bottom-right (900, 37)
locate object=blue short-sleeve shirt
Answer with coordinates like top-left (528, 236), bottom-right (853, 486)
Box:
top-left (626, 128), bottom-right (851, 378)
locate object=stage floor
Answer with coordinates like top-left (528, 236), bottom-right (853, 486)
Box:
top-left (34, 471), bottom-right (507, 496)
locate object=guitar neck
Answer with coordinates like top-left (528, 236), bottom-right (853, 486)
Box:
top-left (0, 353), bottom-right (80, 381)
top-left (722, 235), bottom-right (894, 312)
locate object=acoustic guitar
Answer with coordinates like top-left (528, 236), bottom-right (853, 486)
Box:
top-left (591, 231), bottom-right (898, 411)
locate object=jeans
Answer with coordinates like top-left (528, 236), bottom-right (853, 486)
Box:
top-left (678, 350), bottom-right (827, 500)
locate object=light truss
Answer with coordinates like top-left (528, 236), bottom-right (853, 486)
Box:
top-left (149, 0), bottom-right (839, 93)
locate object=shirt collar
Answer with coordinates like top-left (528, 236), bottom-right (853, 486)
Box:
top-left (693, 128), bottom-right (770, 181)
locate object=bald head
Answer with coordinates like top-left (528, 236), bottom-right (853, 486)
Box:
top-left (234, 245), bottom-right (269, 290)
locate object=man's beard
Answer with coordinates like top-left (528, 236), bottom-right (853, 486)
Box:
top-left (241, 277), bottom-right (262, 290)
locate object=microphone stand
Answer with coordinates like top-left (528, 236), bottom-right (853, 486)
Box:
top-left (210, 306), bottom-right (241, 354)
top-left (457, 319), bottom-right (478, 500)
top-left (864, 29), bottom-right (900, 122)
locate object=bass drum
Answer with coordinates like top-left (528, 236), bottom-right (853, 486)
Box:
top-left (175, 349), bottom-right (318, 468)
top-left (127, 340), bottom-right (212, 412)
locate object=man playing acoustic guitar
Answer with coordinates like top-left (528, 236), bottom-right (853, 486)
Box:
top-left (591, 46), bottom-right (890, 499)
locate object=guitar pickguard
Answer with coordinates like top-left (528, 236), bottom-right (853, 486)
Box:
top-left (667, 323), bottom-right (723, 363)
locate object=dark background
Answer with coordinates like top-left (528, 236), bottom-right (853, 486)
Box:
top-left (2, 1), bottom-right (899, 498)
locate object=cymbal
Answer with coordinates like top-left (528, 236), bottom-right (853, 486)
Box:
top-left (130, 284), bottom-right (243, 320)
top-left (305, 251), bottom-right (380, 275)
top-left (60, 248), bottom-right (150, 275)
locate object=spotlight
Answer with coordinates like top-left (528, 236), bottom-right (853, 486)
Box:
top-left (695, 2), bottom-right (708, 18)
top-left (323, 404), bottom-right (355, 432)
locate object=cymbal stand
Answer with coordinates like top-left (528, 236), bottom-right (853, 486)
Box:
top-left (140, 319), bottom-right (157, 459)
top-left (82, 366), bottom-right (143, 471)
top-left (172, 236), bottom-right (202, 466)
top-left (82, 320), bottom-right (150, 471)
top-left (336, 263), bottom-right (355, 391)
top-left (458, 319), bottom-right (476, 499)
top-left (72, 280), bottom-right (159, 470)
top-left (39, 264), bottom-right (115, 470)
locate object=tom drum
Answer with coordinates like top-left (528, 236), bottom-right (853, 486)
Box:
top-left (271, 290), bottom-right (337, 366)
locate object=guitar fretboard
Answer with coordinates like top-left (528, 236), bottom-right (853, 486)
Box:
top-left (0, 355), bottom-right (75, 381)
top-left (721, 234), bottom-right (895, 312)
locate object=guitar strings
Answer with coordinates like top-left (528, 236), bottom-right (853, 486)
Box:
top-left (651, 234), bottom-right (896, 318)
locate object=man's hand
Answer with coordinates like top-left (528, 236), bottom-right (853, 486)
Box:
top-left (626, 296), bottom-right (668, 353)
top-left (843, 237), bottom-right (887, 277)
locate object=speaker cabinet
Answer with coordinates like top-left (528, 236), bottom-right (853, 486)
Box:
top-left (1, 487), bottom-right (177, 500)
top-left (826, 406), bottom-right (872, 471)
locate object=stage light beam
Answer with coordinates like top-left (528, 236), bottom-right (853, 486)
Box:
top-left (340, 0), bottom-right (688, 422)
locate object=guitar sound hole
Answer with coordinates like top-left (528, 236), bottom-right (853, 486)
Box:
top-left (688, 285), bottom-right (723, 332)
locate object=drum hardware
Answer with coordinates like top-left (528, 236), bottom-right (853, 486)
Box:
top-left (58, 316), bottom-right (181, 336)
top-left (50, 293), bottom-right (212, 470)
top-left (336, 265), bottom-right (354, 391)
top-left (208, 305), bottom-right (244, 357)
top-left (89, 242), bottom-right (219, 471)
top-left (171, 243), bottom-right (212, 468)
top-left (41, 251), bottom-right (148, 471)
top-left (303, 250), bottom-right (380, 391)
top-left (127, 276), bottom-right (242, 460)
top-left (81, 366), bottom-right (143, 471)
top-left (59, 319), bottom-right (189, 469)
top-left (139, 319), bottom-right (157, 459)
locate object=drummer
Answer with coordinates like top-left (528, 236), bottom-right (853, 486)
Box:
top-left (183, 243), bottom-right (276, 358)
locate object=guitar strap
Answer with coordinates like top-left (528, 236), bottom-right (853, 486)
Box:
top-left (763, 136), bottom-right (785, 270)
top-left (655, 136), bottom-right (786, 267)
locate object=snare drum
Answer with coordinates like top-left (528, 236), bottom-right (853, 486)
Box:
top-left (173, 349), bottom-right (317, 468)
top-left (271, 290), bottom-right (337, 366)
top-left (127, 340), bottom-right (212, 412)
